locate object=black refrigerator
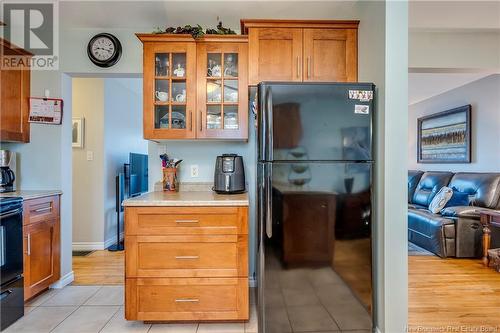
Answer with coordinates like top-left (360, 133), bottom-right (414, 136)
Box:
top-left (256, 82), bottom-right (375, 333)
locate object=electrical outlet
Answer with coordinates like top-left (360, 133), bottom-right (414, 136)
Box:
top-left (86, 151), bottom-right (94, 161)
top-left (190, 165), bottom-right (199, 178)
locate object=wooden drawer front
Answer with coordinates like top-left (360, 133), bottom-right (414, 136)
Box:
top-left (24, 196), bottom-right (59, 225)
top-left (126, 207), bottom-right (247, 236)
top-left (126, 234), bottom-right (248, 278)
top-left (125, 278), bottom-right (249, 321)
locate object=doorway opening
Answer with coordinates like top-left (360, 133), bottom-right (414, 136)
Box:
top-left (70, 76), bottom-right (147, 286)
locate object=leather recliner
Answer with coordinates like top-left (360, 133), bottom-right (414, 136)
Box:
top-left (408, 171), bottom-right (500, 258)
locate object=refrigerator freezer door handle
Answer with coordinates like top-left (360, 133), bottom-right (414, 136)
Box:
top-left (265, 163), bottom-right (273, 238)
top-left (262, 86), bottom-right (274, 162)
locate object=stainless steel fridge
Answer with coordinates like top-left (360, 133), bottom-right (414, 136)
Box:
top-left (256, 82), bottom-right (375, 332)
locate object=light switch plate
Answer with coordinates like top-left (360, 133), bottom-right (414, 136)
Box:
top-left (86, 151), bottom-right (94, 161)
top-left (190, 165), bottom-right (199, 178)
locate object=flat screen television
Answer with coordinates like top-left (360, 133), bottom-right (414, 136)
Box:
top-left (129, 153), bottom-right (148, 197)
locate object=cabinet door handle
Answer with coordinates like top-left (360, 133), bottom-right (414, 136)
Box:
top-left (27, 234), bottom-right (31, 256)
top-left (190, 111), bottom-right (193, 131)
top-left (35, 206), bottom-right (51, 213)
top-left (199, 111), bottom-right (203, 132)
top-left (296, 56), bottom-right (300, 78)
top-left (175, 219), bottom-right (199, 224)
top-left (175, 256), bottom-right (199, 260)
top-left (175, 298), bottom-right (199, 303)
top-left (307, 57), bottom-right (311, 79)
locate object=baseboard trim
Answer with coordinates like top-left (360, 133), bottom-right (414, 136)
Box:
top-left (50, 271), bottom-right (74, 289)
top-left (72, 232), bottom-right (124, 251)
top-left (72, 242), bottom-right (105, 251)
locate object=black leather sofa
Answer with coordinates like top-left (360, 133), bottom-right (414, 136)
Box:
top-left (408, 171), bottom-right (500, 258)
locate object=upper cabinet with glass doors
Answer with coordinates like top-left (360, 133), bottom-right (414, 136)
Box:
top-left (196, 36), bottom-right (248, 139)
top-left (137, 34), bottom-right (248, 140)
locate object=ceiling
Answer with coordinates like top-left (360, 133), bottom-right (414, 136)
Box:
top-left (409, 0), bottom-right (500, 31)
top-left (59, 1), bottom-right (360, 31)
top-left (409, 72), bottom-right (494, 105)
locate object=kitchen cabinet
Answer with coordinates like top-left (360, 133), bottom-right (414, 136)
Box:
top-left (241, 20), bottom-right (359, 85)
top-left (139, 35), bottom-right (196, 140)
top-left (247, 27), bottom-right (302, 83)
top-left (23, 195), bottom-right (60, 300)
top-left (0, 38), bottom-right (32, 143)
top-left (137, 34), bottom-right (249, 140)
top-left (197, 36), bottom-right (248, 139)
top-left (124, 206), bottom-right (248, 321)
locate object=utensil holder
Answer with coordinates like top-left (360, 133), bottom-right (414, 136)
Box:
top-left (162, 167), bottom-right (179, 192)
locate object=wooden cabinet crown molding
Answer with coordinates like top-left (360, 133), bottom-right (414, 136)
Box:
top-left (240, 19), bottom-right (360, 34)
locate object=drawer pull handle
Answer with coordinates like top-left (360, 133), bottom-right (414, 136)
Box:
top-left (34, 206), bottom-right (51, 213)
top-left (175, 298), bottom-right (199, 303)
top-left (175, 256), bottom-right (199, 260)
top-left (175, 219), bottom-right (199, 224)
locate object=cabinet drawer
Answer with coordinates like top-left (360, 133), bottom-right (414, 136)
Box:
top-left (23, 196), bottom-right (60, 225)
top-left (126, 234), bottom-right (248, 278)
top-left (125, 206), bottom-right (247, 235)
top-left (125, 277), bottom-right (248, 321)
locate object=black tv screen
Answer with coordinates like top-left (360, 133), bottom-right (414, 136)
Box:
top-left (129, 153), bottom-right (148, 197)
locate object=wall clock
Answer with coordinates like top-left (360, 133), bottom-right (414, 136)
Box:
top-left (87, 33), bottom-right (122, 68)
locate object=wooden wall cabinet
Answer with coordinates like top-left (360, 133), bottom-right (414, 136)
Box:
top-left (23, 195), bottom-right (61, 300)
top-left (124, 206), bottom-right (249, 321)
top-left (140, 35), bottom-right (197, 140)
top-left (137, 34), bottom-right (249, 140)
top-left (197, 37), bottom-right (248, 139)
top-left (241, 20), bottom-right (359, 85)
top-left (0, 38), bottom-right (32, 143)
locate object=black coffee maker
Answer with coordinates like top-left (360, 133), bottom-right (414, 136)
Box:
top-left (0, 150), bottom-right (16, 193)
top-left (213, 154), bottom-right (245, 194)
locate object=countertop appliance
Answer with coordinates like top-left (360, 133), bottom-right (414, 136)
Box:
top-left (256, 82), bottom-right (375, 332)
top-left (0, 150), bottom-right (16, 193)
top-left (0, 197), bottom-right (24, 330)
top-left (213, 154), bottom-right (245, 194)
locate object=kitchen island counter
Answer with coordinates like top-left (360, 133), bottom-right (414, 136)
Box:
top-left (0, 190), bottom-right (62, 200)
top-left (122, 190), bottom-right (249, 207)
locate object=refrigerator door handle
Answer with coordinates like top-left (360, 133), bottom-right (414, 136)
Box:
top-left (265, 163), bottom-right (273, 239)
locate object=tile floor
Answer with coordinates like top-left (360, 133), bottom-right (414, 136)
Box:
top-left (6, 285), bottom-right (257, 333)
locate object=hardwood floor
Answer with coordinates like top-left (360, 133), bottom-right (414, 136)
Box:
top-left (72, 250), bottom-right (124, 285)
top-left (73, 250), bottom-right (500, 329)
top-left (409, 256), bottom-right (500, 329)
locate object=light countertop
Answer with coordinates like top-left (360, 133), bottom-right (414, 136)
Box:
top-left (122, 190), bottom-right (249, 207)
top-left (0, 190), bottom-right (62, 200)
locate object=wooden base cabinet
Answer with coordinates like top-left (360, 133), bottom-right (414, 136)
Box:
top-left (23, 195), bottom-right (61, 300)
top-left (124, 206), bottom-right (249, 322)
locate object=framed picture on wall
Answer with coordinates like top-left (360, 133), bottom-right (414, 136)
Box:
top-left (417, 105), bottom-right (471, 163)
top-left (72, 117), bottom-right (85, 148)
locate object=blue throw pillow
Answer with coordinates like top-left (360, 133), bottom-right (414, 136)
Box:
top-left (444, 187), bottom-right (470, 207)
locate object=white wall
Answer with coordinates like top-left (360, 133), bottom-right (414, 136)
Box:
top-left (103, 78), bottom-right (147, 243)
top-left (72, 78), bottom-right (105, 244)
top-left (409, 30), bottom-right (500, 71)
top-left (409, 74), bottom-right (500, 172)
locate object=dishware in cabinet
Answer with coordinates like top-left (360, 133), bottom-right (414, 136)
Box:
top-left (196, 37), bottom-right (248, 139)
top-left (139, 35), bottom-right (196, 139)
